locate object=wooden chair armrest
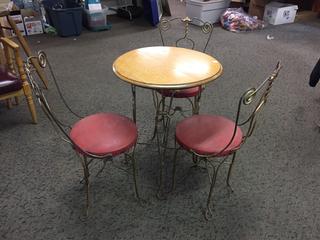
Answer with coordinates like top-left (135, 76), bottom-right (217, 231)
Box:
top-left (1, 37), bottom-right (19, 50)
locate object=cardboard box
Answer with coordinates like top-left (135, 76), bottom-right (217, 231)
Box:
top-left (264, 2), bottom-right (298, 25)
top-left (249, 0), bottom-right (272, 19)
top-left (249, 3), bottom-right (265, 19)
top-left (9, 11), bottom-right (26, 36)
top-left (24, 17), bottom-right (43, 35)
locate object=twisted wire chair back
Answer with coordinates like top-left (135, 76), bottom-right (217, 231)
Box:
top-left (212, 61), bottom-right (282, 157)
top-left (24, 51), bottom-right (109, 159)
top-left (158, 17), bottom-right (213, 53)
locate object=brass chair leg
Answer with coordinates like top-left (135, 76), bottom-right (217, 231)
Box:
top-left (226, 151), bottom-right (237, 191)
top-left (157, 96), bottom-right (173, 199)
top-left (170, 145), bottom-right (180, 192)
top-left (192, 154), bottom-right (199, 165)
top-left (151, 95), bottom-right (161, 140)
top-left (204, 163), bottom-right (218, 220)
top-left (193, 96), bottom-right (198, 115)
top-left (130, 146), bottom-right (140, 200)
top-left (81, 156), bottom-right (90, 216)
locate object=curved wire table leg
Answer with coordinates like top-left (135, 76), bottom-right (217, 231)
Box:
top-left (226, 151), bottom-right (237, 192)
top-left (157, 96), bottom-right (174, 199)
top-left (170, 143), bottom-right (181, 192)
top-left (161, 96), bottom-right (166, 129)
top-left (131, 85), bottom-right (136, 123)
top-left (151, 91), bottom-right (162, 141)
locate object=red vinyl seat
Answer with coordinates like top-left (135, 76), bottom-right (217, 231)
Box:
top-left (157, 86), bottom-right (202, 98)
top-left (70, 113), bottom-right (138, 157)
top-left (175, 114), bottom-right (243, 156)
top-left (171, 62), bottom-right (282, 220)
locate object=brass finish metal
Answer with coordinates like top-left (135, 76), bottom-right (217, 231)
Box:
top-left (159, 17), bottom-right (213, 52)
top-left (113, 45), bottom-right (222, 197)
top-left (25, 52), bottom-right (141, 215)
top-left (171, 62), bottom-right (282, 220)
top-left (152, 16), bottom-right (214, 141)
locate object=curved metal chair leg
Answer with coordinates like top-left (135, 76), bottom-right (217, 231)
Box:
top-left (81, 156), bottom-right (90, 216)
top-left (204, 163), bottom-right (218, 221)
top-left (130, 147), bottom-right (140, 200)
top-left (151, 93), bottom-right (166, 141)
top-left (170, 145), bottom-right (180, 192)
top-left (157, 96), bottom-right (173, 200)
top-left (192, 154), bottom-right (199, 165)
top-left (193, 96), bottom-right (198, 115)
top-left (226, 151), bottom-right (237, 192)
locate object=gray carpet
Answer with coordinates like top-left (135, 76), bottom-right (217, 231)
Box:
top-left (1, 14), bottom-right (320, 240)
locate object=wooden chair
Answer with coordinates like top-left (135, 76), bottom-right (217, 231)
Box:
top-left (170, 62), bottom-right (282, 220)
top-left (0, 11), bottom-right (48, 88)
top-left (152, 17), bottom-right (214, 139)
top-left (24, 51), bottom-right (141, 215)
top-left (0, 37), bottom-right (37, 123)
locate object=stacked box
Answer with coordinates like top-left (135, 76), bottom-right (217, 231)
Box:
top-left (9, 11), bottom-right (27, 36)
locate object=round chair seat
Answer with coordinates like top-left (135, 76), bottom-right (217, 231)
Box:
top-left (70, 113), bottom-right (137, 156)
top-left (157, 86), bottom-right (202, 98)
top-left (176, 115), bottom-right (243, 156)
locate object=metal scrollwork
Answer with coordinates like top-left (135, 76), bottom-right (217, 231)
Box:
top-left (160, 18), bottom-right (171, 31)
top-left (37, 51), bottom-right (47, 68)
top-left (181, 16), bottom-right (191, 23)
top-left (242, 88), bottom-right (256, 105)
top-left (202, 22), bottom-right (213, 34)
top-left (25, 59), bottom-right (32, 72)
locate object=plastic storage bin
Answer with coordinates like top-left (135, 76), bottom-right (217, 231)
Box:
top-left (186, 0), bottom-right (230, 25)
top-left (83, 8), bottom-right (111, 31)
top-left (43, 0), bottom-right (83, 37)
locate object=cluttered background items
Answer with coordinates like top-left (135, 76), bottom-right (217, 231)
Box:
top-left (0, 0), bottom-right (112, 37)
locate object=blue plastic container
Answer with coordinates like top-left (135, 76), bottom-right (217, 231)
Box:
top-left (43, 0), bottom-right (83, 37)
top-left (49, 7), bottom-right (83, 37)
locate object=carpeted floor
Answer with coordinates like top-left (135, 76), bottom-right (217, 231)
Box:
top-left (1, 11), bottom-right (320, 240)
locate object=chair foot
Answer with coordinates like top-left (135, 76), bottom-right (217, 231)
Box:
top-left (137, 196), bottom-right (148, 207)
top-left (226, 152), bottom-right (237, 188)
top-left (203, 205), bottom-right (213, 221)
top-left (226, 184), bottom-right (234, 196)
top-left (156, 188), bottom-right (168, 200)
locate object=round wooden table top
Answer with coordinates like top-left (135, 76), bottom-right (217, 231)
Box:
top-left (113, 46), bottom-right (223, 89)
